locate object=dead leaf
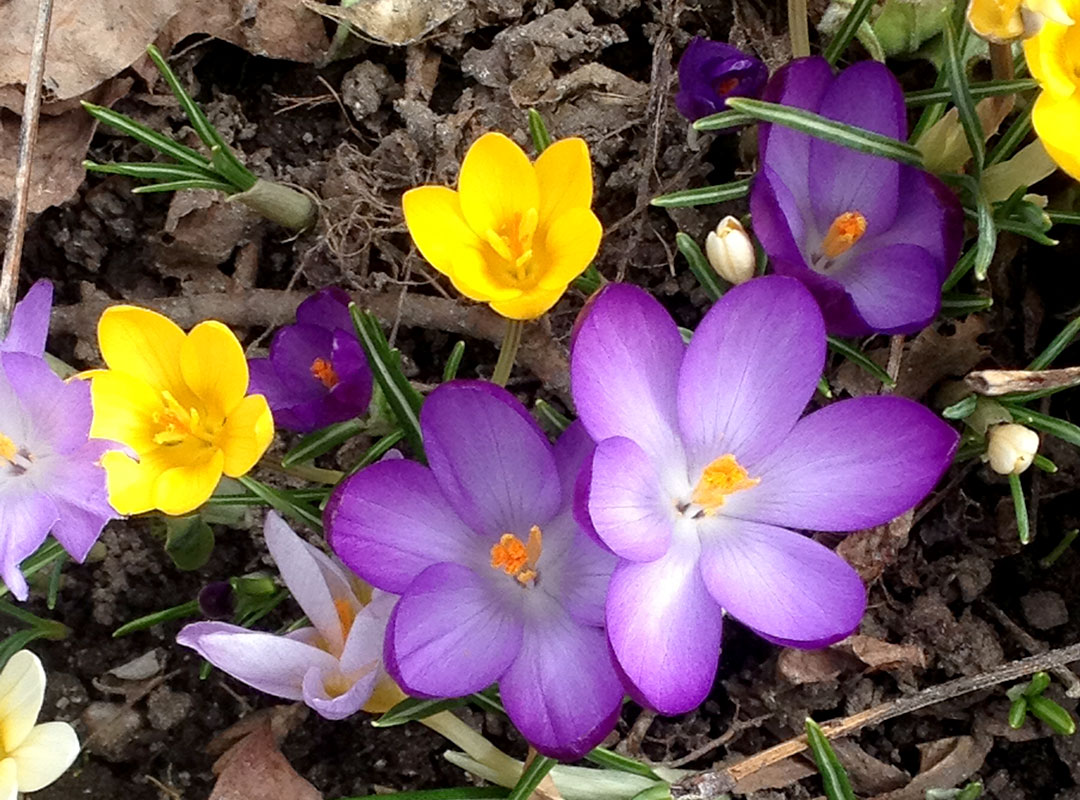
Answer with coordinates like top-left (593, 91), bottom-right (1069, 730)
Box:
top-left (777, 647), bottom-right (857, 685)
top-left (895, 317), bottom-right (991, 400)
top-left (831, 740), bottom-right (909, 795)
top-left (210, 717), bottom-right (321, 800)
top-left (837, 510), bottom-right (914, 582)
top-left (870, 736), bottom-right (992, 800)
top-left (733, 754), bottom-right (817, 794)
top-left (303, 0), bottom-right (466, 46)
top-left (845, 635), bottom-right (928, 672)
top-left (207, 705), bottom-right (309, 758)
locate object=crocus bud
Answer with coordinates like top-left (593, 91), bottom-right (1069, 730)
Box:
top-left (987, 423), bottom-right (1040, 475)
top-left (705, 216), bottom-right (756, 285)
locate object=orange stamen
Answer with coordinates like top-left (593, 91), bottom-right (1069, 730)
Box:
top-left (821, 211), bottom-right (867, 259)
top-left (715, 77), bottom-right (740, 95)
top-left (311, 358), bottom-right (340, 389)
top-left (691, 454), bottom-right (760, 513)
top-left (490, 525), bottom-right (543, 585)
top-left (334, 597), bottom-right (357, 638)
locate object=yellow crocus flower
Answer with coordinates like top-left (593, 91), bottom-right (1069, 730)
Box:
top-left (402, 131), bottom-right (603, 320)
top-left (1024, 0), bottom-right (1080, 179)
top-left (967, 0), bottom-right (1073, 41)
top-left (88, 307), bottom-right (274, 516)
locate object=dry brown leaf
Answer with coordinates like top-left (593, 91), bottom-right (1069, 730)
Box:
top-left (777, 647), bottom-right (857, 685)
top-left (303, 0), bottom-right (466, 46)
top-left (732, 754), bottom-right (817, 794)
top-left (831, 740), bottom-right (909, 796)
top-left (870, 736), bottom-right (992, 800)
top-left (837, 510), bottom-right (914, 583)
top-left (846, 635), bottom-right (928, 672)
top-left (210, 717), bottom-right (321, 800)
top-left (894, 317), bottom-right (991, 400)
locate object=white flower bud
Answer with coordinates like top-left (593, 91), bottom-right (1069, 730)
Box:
top-left (986, 423), bottom-right (1040, 475)
top-left (705, 216), bottom-right (756, 286)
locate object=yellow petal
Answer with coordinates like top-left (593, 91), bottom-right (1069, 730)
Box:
top-left (967, 0), bottom-right (1025, 40)
top-left (10, 722), bottom-right (79, 792)
top-left (458, 132), bottom-right (539, 236)
top-left (97, 307), bottom-right (193, 404)
top-left (1032, 89), bottom-right (1080, 180)
top-left (154, 448), bottom-right (226, 516)
top-left (534, 137), bottom-right (594, 227)
top-left (88, 370), bottom-right (162, 453)
top-left (0, 651), bottom-right (44, 754)
top-left (402, 186), bottom-right (485, 278)
top-left (536, 207), bottom-right (603, 291)
top-left (218, 394), bottom-right (275, 477)
top-left (181, 321), bottom-right (249, 420)
top-left (445, 246), bottom-right (522, 303)
top-left (1024, 18), bottom-right (1079, 96)
top-left (102, 440), bottom-right (218, 516)
top-left (489, 287), bottom-right (566, 320)
top-left (0, 759), bottom-right (16, 800)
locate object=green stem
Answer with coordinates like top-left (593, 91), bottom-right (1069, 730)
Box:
top-left (419, 711), bottom-right (523, 783)
top-left (788, 0), bottom-right (811, 57)
top-left (492, 319), bottom-right (525, 387)
top-left (259, 457), bottom-right (343, 485)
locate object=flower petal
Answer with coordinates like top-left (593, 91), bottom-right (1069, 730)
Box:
top-left (699, 517), bottom-right (865, 647)
top-left (606, 537), bottom-right (722, 714)
top-left (552, 421), bottom-right (595, 506)
top-left (295, 287), bottom-right (355, 333)
top-left (488, 287), bottom-right (565, 320)
top-left (218, 394), bottom-right (274, 477)
top-left (0, 760), bottom-right (14, 800)
top-left (536, 206), bottom-right (603, 291)
top-left (152, 447), bottom-right (226, 516)
top-left (97, 306), bottom-right (192, 403)
top-left (740, 396), bottom-right (959, 531)
top-left (500, 608), bottom-right (624, 759)
top-left (88, 369), bottom-right (164, 453)
top-left (1031, 90), bottom-right (1080, 182)
top-left (534, 137), bottom-right (593, 227)
top-left (0, 651), bottom-right (45, 754)
top-left (2, 354), bottom-right (90, 455)
top-left (1, 280), bottom-right (51, 356)
top-left (301, 664), bottom-right (376, 721)
top-left (8, 722), bottom-right (79, 793)
top-left (402, 186), bottom-right (486, 278)
top-left (177, 622), bottom-right (338, 700)
top-left (0, 490), bottom-right (57, 601)
top-left (327, 459), bottom-right (478, 593)
top-left (833, 243), bottom-right (943, 335)
top-left (457, 132), bottom-right (539, 236)
top-left (678, 275), bottom-right (826, 472)
top-left (386, 562), bottom-right (524, 698)
top-left (422, 381), bottom-right (562, 537)
top-left (181, 321), bottom-right (249, 420)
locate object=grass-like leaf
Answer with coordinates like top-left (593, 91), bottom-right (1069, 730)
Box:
top-left (443, 340), bottom-right (467, 382)
top-left (282, 419), bottom-right (366, 468)
top-left (83, 101), bottom-right (212, 171)
top-left (905, 78), bottom-right (1039, 107)
top-left (112, 600), bottom-right (200, 638)
top-left (506, 755), bottom-right (558, 800)
top-left (1029, 314), bottom-right (1080, 369)
top-left (652, 179), bottom-right (751, 207)
top-left (676, 232), bottom-right (726, 301)
top-left (84, 160), bottom-right (219, 183)
top-left (373, 696), bottom-right (466, 727)
top-left (132, 179), bottom-right (236, 194)
top-left (943, 19), bottom-right (985, 172)
top-left (823, 0), bottom-right (876, 64)
top-left (1004, 405), bottom-right (1080, 447)
top-left (827, 336), bottom-right (895, 387)
top-left (805, 718), bottom-right (857, 800)
top-left (528, 108), bottom-right (553, 153)
top-left (338, 789), bottom-right (508, 800)
top-left (1009, 472), bottom-right (1030, 544)
top-left (237, 476), bottom-right (325, 531)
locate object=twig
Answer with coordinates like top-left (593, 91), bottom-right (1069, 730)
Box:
top-left (672, 640), bottom-right (1080, 798)
top-left (884, 334), bottom-right (905, 392)
top-left (965, 366), bottom-right (1080, 396)
top-left (0, 0), bottom-right (54, 340)
top-left (981, 598), bottom-right (1080, 698)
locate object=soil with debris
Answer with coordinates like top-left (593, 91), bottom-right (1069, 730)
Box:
top-left (5, 1), bottom-right (1080, 798)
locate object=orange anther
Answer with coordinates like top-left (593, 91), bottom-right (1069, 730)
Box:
top-left (691, 454), bottom-right (760, 512)
top-left (821, 210), bottom-right (867, 259)
top-left (311, 358), bottom-right (340, 390)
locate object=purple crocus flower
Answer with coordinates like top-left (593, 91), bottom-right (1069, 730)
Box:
top-left (248, 287), bottom-right (373, 433)
top-left (326, 383), bottom-right (623, 759)
top-left (178, 513), bottom-right (399, 720)
top-left (675, 37), bottom-right (769, 122)
top-left (751, 58), bottom-right (963, 336)
top-left (1, 280), bottom-right (52, 355)
top-left (571, 276), bottom-right (958, 715)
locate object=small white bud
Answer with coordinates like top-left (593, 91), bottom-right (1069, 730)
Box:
top-left (705, 216), bottom-right (756, 286)
top-left (986, 423), bottom-right (1040, 475)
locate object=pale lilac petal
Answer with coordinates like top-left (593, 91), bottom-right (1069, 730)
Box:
top-left (386, 562), bottom-right (523, 698)
top-left (587, 437), bottom-right (673, 562)
top-left (3, 354), bottom-right (91, 453)
top-left (606, 537), bottom-right (722, 714)
top-left (834, 244), bottom-right (943, 335)
top-left (570, 284), bottom-right (686, 465)
top-left (0, 490), bottom-right (57, 601)
top-left (677, 276), bottom-right (826, 472)
top-left (500, 607), bottom-right (624, 759)
top-left (422, 381), bottom-right (561, 537)
top-left (552, 421), bottom-right (595, 506)
top-left (340, 591), bottom-right (394, 675)
top-left (327, 459), bottom-right (478, 593)
top-left (176, 622), bottom-right (338, 701)
top-left (740, 396), bottom-right (959, 531)
top-left (1, 280), bottom-right (51, 355)
top-left (301, 664), bottom-right (377, 721)
top-left (699, 517), bottom-right (865, 647)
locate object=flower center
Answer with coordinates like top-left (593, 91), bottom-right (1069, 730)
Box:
top-left (311, 357), bottom-right (340, 390)
top-left (484, 207), bottom-right (539, 284)
top-left (821, 210), bottom-right (867, 259)
top-left (714, 76), bottom-right (740, 95)
top-left (0, 431), bottom-right (32, 475)
top-left (689, 454), bottom-right (760, 515)
top-left (152, 391), bottom-right (217, 447)
top-left (490, 525), bottom-right (543, 585)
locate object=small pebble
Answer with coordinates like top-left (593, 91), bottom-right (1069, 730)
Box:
top-left (1021, 590), bottom-right (1069, 630)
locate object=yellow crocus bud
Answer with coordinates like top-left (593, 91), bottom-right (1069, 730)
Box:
top-left (705, 216), bottom-right (756, 286)
top-left (986, 423), bottom-right (1040, 474)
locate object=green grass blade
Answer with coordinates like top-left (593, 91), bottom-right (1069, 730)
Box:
top-left (112, 599), bottom-right (200, 638)
top-left (824, 0), bottom-right (876, 64)
top-left (528, 109), bottom-right (553, 153)
top-left (943, 20), bottom-right (985, 172)
top-left (506, 755), bottom-right (557, 800)
top-left (827, 336), bottom-right (895, 387)
top-left (676, 232), bottom-right (726, 301)
top-left (373, 696), bottom-right (466, 727)
top-left (943, 247), bottom-right (978, 292)
top-left (348, 429), bottom-right (407, 475)
top-left (82, 101), bottom-right (212, 170)
top-left (534, 399), bottom-right (572, 434)
top-left (1009, 472), bottom-right (1030, 544)
top-left (282, 419), bottom-right (366, 468)
top-left (585, 747), bottom-right (661, 779)
top-left (905, 79), bottom-right (1040, 107)
top-left (131, 179), bottom-right (235, 194)
top-left (692, 109), bottom-right (754, 132)
top-left (1029, 314), bottom-right (1080, 369)
top-left (237, 476), bottom-right (325, 532)
top-left (1004, 405), bottom-right (1080, 447)
top-left (805, 718), bottom-right (857, 800)
top-left (941, 293), bottom-right (993, 316)
top-left (1048, 210), bottom-right (1080, 226)
top-left (987, 107), bottom-right (1033, 166)
top-left (443, 340), bottom-right (466, 382)
top-left (84, 160), bottom-right (220, 182)
top-left (652, 179), bottom-right (751, 207)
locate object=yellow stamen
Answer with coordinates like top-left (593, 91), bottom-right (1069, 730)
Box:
top-left (0, 432), bottom-right (16, 463)
top-left (152, 391), bottom-right (216, 446)
top-left (490, 525), bottom-right (543, 585)
top-left (311, 357), bottom-right (340, 390)
top-left (821, 211), bottom-right (867, 259)
top-left (691, 454), bottom-right (760, 513)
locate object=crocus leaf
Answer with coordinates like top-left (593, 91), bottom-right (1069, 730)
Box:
top-left (443, 341), bottom-right (467, 382)
top-left (1025, 671), bottom-right (1052, 697)
top-left (112, 599), bottom-right (201, 638)
top-left (1028, 694), bottom-right (1077, 735)
top-left (942, 395), bottom-right (978, 420)
top-left (282, 419), bottom-right (366, 468)
top-left (132, 179), bottom-right (237, 194)
top-left (942, 20), bottom-right (984, 172)
top-left (338, 789), bottom-right (509, 800)
top-left (942, 247), bottom-right (977, 292)
top-left (373, 696), bottom-right (466, 727)
top-left (826, 336), bottom-right (895, 388)
top-left (1008, 472), bottom-right (1030, 545)
top-left (347, 429), bottom-right (407, 476)
top-left (237, 476), bottom-right (325, 532)
top-left (83, 160), bottom-right (222, 183)
top-left (528, 109), bottom-right (553, 153)
top-left (805, 718), bottom-right (857, 800)
top-left (987, 108), bottom-right (1034, 166)
top-left (676, 232), bottom-right (726, 301)
top-left (585, 747), bottom-right (662, 779)
top-left (506, 755), bottom-right (558, 800)
top-left (940, 293), bottom-right (993, 316)
top-left (533, 399), bottom-right (571, 435)
top-left (1004, 406), bottom-right (1080, 448)
top-left (652, 179), bottom-right (751, 207)
top-left (905, 79), bottom-right (1039, 108)
top-left (824, 0), bottom-right (877, 64)
top-left (1028, 314), bottom-right (1080, 370)
top-left (81, 102), bottom-right (212, 171)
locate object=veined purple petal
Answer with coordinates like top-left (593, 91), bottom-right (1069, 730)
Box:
top-left (267, 325), bottom-right (334, 402)
top-left (834, 244), bottom-right (943, 335)
top-left (699, 517), bottom-right (865, 648)
top-left (327, 330), bottom-right (373, 416)
top-left (386, 562), bottom-right (523, 698)
top-left (295, 286), bottom-right (355, 333)
top-left (422, 381), bottom-right (562, 538)
top-left (548, 520), bottom-right (615, 628)
top-left (741, 396), bottom-right (958, 531)
top-left (500, 607), bottom-right (624, 759)
top-left (1, 280), bottom-right (52, 356)
top-left (552, 421), bottom-right (595, 507)
top-left (4, 353), bottom-right (92, 454)
top-left (866, 169), bottom-right (964, 278)
top-left (0, 489), bottom-right (58, 601)
top-left (750, 166), bottom-right (809, 268)
top-left (326, 459), bottom-right (477, 593)
top-left (40, 446), bottom-right (113, 563)
top-left (606, 537), bottom-right (722, 714)
top-left (677, 276), bottom-right (826, 473)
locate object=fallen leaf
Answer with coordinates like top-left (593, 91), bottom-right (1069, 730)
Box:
top-left (777, 647), bottom-right (857, 685)
top-left (303, 0), bottom-right (466, 46)
top-left (846, 635), bottom-right (928, 672)
top-left (207, 705), bottom-right (309, 758)
top-left (838, 510), bottom-right (914, 582)
top-left (831, 740), bottom-right (909, 796)
top-left (210, 716), bottom-right (321, 800)
top-left (870, 736), bottom-right (992, 800)
top-left (895, 317), bottom-right (991, 400)
top-left (732, 754), bottom-right (817, 794)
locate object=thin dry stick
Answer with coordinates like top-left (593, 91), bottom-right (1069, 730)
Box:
top-left (981, 598), bottom-right (1080, 698)
top-left (788, 0), bottom-right (811, 58)
top-left (0, 0), bottom-right (54, 339)
top-left (673, 640), bottom-right (1080, 798)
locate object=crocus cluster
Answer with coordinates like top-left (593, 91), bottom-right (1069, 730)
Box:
top-left (675, 37), bottom-right (768, 121)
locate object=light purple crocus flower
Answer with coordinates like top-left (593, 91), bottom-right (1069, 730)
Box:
top-left (676, 37), bottom-right (769, 122)
top-left (0, 280), bottom-right (51, 356)
top-left (751, 58), bottom-right (963, 336)
top-left (571, 276), bottom-right (958, 715)
top-left (178, 513), bottom-right (395, 720)
top-left (327, 383), bottom-right (623, 759)
top-left (248, 287), bottom-right (373, 433)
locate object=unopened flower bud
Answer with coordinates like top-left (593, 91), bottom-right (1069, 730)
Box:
top-left (705, 216), bottom-right (756, 285)
top-left (986, 423), bottom-right (1040, 475)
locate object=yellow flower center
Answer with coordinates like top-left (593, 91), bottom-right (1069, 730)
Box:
top-left (0, 431), bottom-right (32, 474)
top-left (484, 207), bottom-right (540, 284)
top-left (310, 357), bottom-right (340, 390)
top-left (821, 211), bottom-right (868, 259)
top-left (151, 391), bottom-right (218, 447)
top-left (690, 454), bottom-right (760, 514)
top-left (0, 432), bottom-right (16, 463)
top-left (490, 525), bottom-right (543, 585)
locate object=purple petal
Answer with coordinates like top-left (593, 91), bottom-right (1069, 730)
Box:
top-left (741, 396), bottom-right (959, 531)
top-left (547, 521), bottom-right (615, 628)
top-left (327, 330), bottom-right (373, 416)
top-left (295, 287), bottom-right (355, 333)
top-left (552, 421), bottom-right (595, 507)
top-left (247, 357), bottom-right (289, 407)
top-left (1, 280), bottom-right (52, 355)
top-left (750, 166), bottom-right (809, 268)
top-left (675, 38), bottom-right (768, 121)
top-left (422, 381), bottom-right (562, 538)
top-left (268, 325), bottom-right (334, 402)
top-left (326, 459), bottom-right (477, 593)
top-left (40, 444), bottom-right (113, 562)
top-left (386, 562), bottom-right (523, 698)
top-left (678, 276), bottom-right (826, 472)
top-left (606, 540), bottom-right (722, 714)
top-left (571, 284), bottom-right (686, 465)
top-left (699, 517), bottom-right (865, 648)
top-left (500, 608), bottom-right (624, 759)
top-left (0, 489), bottom-right (58, 601)
top-left (833, 243), bottom-right (944, 335)
top-left (3, 353), bottom-right (92, 454)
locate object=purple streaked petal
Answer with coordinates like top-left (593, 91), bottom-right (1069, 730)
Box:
top-left (699, 517), bottom-right (865, 648)
top-left (386, 562), bottom-right (523, 698)
top-left (864, 170), bottom-right (964, 277)
top-left (246, 357), bottom-right (288, 408)
top-left (678, 276), bottom-right (826, 472)
top-left (552, 527), bottom-right (615, 628)
top-left (41, 446), bottom-right (113, 562)
top-left (422, 381), bottom-right (561, 537)
top-left (3, 354), bottom-right (91, 453)
top-left (571, 284), bottom-right (686, 464)
top-left (176, 622), bottom-right (338, 701)
top-left (327, 330), bottom-right (373, 413)
top-left (0, 489), bottom-right (58, 601)
top-left (750, 166), bottom-right (809, 268)
top-left (1, 280), bottom-right (52, 355)
top-left (741, 396), bottom-right (959, 531)
top-left (295, 287), bottom-right (355, 333)
top-left (834, 244), bottom-right (943, 335)
top-left (606, 538), bottom-right (721, 714)
top-left (268, 325), bottom-right (334, 401)
top-left (500, 608), bottom-right (624, 759)
top-left (326, 459), bottom-right (477, 593)
top-left (675, 38), bottom-right (768, 121)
